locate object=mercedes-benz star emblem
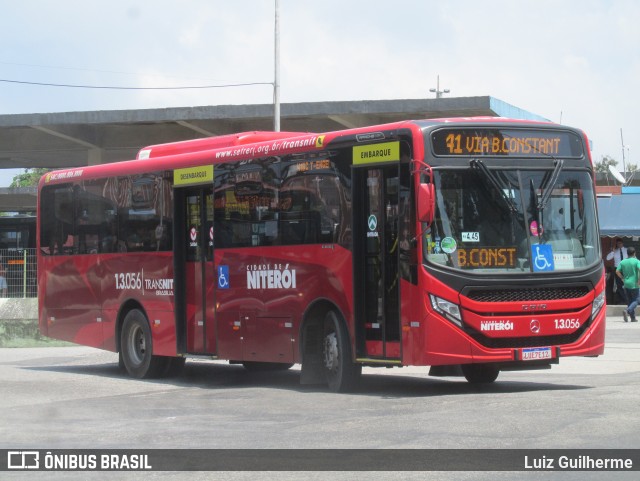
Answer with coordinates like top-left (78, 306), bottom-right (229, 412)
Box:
top-left (530, 319), bottom-right (541, 334)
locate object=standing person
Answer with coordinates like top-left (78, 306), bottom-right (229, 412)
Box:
top-left (0, 256), bottom-right (7, 298)
top-left (607, 238), bottom-right (629, 304)
top-left (616, 246), bottom-right (640, 322)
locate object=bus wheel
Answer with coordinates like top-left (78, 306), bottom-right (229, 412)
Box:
top-left (461, 363), bottom-right (499, 384)
top-left (120, 309), bottom-right (166, 379)
top-left (323, 310), bottom-right (361, 392)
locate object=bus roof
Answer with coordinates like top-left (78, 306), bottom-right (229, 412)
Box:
top-left (40, 117), bottom-right (580, 189)
top-left (136, 131), bottom-right (312, 160)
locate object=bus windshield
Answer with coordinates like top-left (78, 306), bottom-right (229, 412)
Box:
top-left (423, 167), bottom-right (600, 273)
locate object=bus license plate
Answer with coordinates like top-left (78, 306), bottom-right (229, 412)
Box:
top-left (522, 347), bottom-right (552, 361)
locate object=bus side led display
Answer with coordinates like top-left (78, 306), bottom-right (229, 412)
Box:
top-left (296, 159), bottom-right (331, 172)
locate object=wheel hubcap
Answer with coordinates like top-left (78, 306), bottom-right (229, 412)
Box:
top-left (129, 325), bottom-right (145, 364)
top-left (323, 332), bottom-right (339, 371)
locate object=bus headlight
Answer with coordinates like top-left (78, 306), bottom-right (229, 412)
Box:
top-left (430, 294), bottom-right (462, 327)
top-left (591, 290), bottom-right (605, 318)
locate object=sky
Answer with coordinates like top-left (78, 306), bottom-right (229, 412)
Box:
top-left (1, 0), bottom-right (639, 186)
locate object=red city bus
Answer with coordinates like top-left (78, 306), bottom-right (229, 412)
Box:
top-left (38, 118), bottom-right (605, 391)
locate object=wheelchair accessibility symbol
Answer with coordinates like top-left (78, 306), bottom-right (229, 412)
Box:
top-left (217, 265), bottom-right (230, 289)
top-left (531, 244), bottom-right (554, 272)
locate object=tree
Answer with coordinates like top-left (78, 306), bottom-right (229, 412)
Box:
top-left (9, 168), bottom-right (52, 187)
top-left (594, 155), bottom-right (618, 174)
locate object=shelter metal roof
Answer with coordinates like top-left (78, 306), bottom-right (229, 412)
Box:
top-left (0, 96), bottom-right (548, 212)
top-left (597, 195), bottom-right (640, 237)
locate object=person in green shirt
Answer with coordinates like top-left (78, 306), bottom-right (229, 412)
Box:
top-left (616, 246), bottom-right (640, 322)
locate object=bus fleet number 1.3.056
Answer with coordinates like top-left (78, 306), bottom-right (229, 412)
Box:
top-left (555, 318), bottom-right (580, 330)
top-left (114, 272), bottom-right (142, 290)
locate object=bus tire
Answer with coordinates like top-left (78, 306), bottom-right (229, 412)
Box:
top-left (120, 309), bottom-right (166, 379)
top-left (323, 310), bottom-right (361, 392)
top-left (461, 363), bottom-right (499, 384)
top-left (117, 351), bottom-right (126, 372)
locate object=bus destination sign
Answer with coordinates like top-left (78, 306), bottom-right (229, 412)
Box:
top-left (431, 129), bottom-right (583, 158)
top-left (457, 247), bottom-right (517, 269)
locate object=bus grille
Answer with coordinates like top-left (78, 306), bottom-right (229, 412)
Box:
top-left (466, 286), bottom-right (590, 303)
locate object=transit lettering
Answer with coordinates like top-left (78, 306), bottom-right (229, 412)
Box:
top-left (247, 265), bottom-right (297, 289)
top-left (180, 171), bottom-right (207, 180)
top-left (480, 320), bottom-right (514, 331)
top-left (359, 148), bottom-right (391, 159)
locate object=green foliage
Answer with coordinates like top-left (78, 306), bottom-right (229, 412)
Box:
top-left (594, 155), bottom-right (617, 174)
top-left (9, 168), bottom-right (52, 187)
top-left (594, 155), bottom-right (638, 175)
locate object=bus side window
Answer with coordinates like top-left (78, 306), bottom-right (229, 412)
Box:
top-left (41, 186), bottom-right (74, 256)
top-left (279, 210), bottom-right (320, 245)
top-left (277, 170), bottom-right (342, 246)
top-left (99, 174), bottom-right (174, 253)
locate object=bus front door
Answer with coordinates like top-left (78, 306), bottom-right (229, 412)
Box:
top-left (353, 165), bottom-right (401, 361)
top-left (175, 187), bottom-right (215, 355)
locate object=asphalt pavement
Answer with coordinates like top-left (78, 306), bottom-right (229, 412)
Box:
top-left (0, 313), bottom-right (638, 481)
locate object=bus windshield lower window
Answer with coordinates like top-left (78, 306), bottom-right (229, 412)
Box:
top-left (423, 168), bottom-right (600, 273)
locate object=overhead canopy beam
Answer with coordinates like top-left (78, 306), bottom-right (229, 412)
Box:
top-left (0, 97), bottom-right (547, 171)
top-left (31, 125), bottom-right (101, 150)
top-left (176, 121), bottom-right (217, 137)
top-left (0, 187), bottom-right (37, 212)
top-left (327, 115), bottom-right (359, 129)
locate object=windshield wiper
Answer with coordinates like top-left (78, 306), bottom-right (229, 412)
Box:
top-left (470, 158), bottom-right (517, 213)
top-left (499, 132), bottom-right (564, 214)
top-left (529, 159), bottom-right (564, 240)
top-left (537, 159), bottom-right (564, 212)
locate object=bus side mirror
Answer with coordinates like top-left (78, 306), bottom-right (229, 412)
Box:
top-left (417, 183), bottom-right (435, 224)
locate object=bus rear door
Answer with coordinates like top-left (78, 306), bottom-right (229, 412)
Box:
top-left (174, 186), bottom-right (216, 355)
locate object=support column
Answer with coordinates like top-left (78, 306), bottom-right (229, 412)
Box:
top-left (87, 148), bottom-right (105, 166)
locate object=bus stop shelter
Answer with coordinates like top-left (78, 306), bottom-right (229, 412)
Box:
top-left (597, 194), bottom-right (640, 305)
top-left (0, 96), bottom-right (548, 213)
top-left (597, 195), bottom-right (640, 238)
